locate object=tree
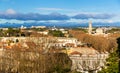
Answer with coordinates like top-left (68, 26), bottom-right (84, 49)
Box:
top-left (69, 30), bottom-right (117, 52)
top-left (5, 28), bottom-right (21, 37)
top-left (98, 50), bottom-right (119, 73)
top-left (98, 37), bottom-right (120, 73)
top-left (49, 30), bottom-right (64, 37)
top-left (0, 51), bottom-right (72, 73)
top-left (0, 37), bottom-right (72, 73)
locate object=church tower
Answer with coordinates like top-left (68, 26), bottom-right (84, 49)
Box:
top-left (88, 21), bottom-right (92, 34)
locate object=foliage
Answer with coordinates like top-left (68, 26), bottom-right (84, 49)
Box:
top-left (98, 37), bottom-right (120, 73)
top-left (72, 28), bottom-right (88, 33)
top-left (31, 28), bottom-right (47, 31)
top-left (0, 51), bottom-right (72, 73)
top-left (6, 28), bottom-right (21, 37)
top-left (49, 30), bottom-right (64, 37)
top-left (107, 28), bottom-right (120, 33)
top-left (98, 49), bottom-right (119, 73)
top-left (69, 30), bottom-right (117, 52)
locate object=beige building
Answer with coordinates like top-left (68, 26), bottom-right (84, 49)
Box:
top-left (95, 28), bottom-right (104, 34)
top-left (88, 21), bottom-right (92, 34)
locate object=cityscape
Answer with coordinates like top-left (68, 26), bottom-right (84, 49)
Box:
top-left (0, 0), bottom-right (120, 73)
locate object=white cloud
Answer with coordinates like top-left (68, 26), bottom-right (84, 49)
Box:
top-left (36, 8), bottom-right (63, 11)
top-left (0, 9), bottom-right (120, 24)
top-left (0, 19), bottom-right (24, 24)
top-left (1, 18), bottom-right (120, 24)
top-left (66, 18), bottom-right (88, 23)
top-left (6, 9), bottom-right (16, 14)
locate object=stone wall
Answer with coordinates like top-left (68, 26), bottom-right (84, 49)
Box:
top-left (70, 54), bottom-right (109, 73)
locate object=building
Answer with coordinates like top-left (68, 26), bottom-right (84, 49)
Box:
top-left (1, 28), bottom-right (8, 31)
top-left (96, 28), bottom-right (104, 34)
top-left (69, 47), bottom-right (109, 73)
top-left (67, 47), bottom-right (99, 55)
top-left (88, 21), bottom-right (92, 34)
top-left (92, 27), bottom-right (108, 37)
top-left (37, 31), bottom-right (48, 35)
top-left (20, 25), bottom-right (27, 29)
top-left (31, 26), bottom-right (46, 29)
top-left (51, 26), bottom-right (58, 30)
top-left (57, 37), bottom-right (79, 47)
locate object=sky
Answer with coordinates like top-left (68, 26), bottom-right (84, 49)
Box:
top-left (0, 0), bottom-right (120, 25)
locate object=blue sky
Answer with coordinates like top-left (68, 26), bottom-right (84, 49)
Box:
top-left (0, 0), bottom-right (120, 24)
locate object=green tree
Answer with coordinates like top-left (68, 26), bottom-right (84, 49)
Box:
top-left (98, 37), bottom-right (120, 73)
top-left (98, 50), bottom-right (119, 73)
top-left (49, 30), bottom-right (64, 37)
top-left (6, 28), bottom-right (21, 37)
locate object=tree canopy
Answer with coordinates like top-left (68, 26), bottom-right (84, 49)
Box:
top-left (98, 37), bottom-right (120, 73)
top-left (49, 30), bottom-right (64, 37)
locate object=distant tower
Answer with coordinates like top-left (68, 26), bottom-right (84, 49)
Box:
top-left (88, 21), bottom-right (92, 34)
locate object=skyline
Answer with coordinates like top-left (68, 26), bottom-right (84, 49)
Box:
top-left (0, 0), bottom-right (120, 25)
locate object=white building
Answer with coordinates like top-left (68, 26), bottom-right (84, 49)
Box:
top-left (59, 29), bottom-right (68, 34)
top-left (88, 21), bottom-right (92, 34)
top-left (93, 27), bottom-right (108, 37)
top-left (20, 25), bottom-right (27, 29)
top-left (31, 26), bottom-right (46, 29)
top-left (1, 28), bottom-right (8, 31)
top-left (57, 37), bottom-right (77, 43)
top-left (96, 28), bottom-right (104, 34)
top-left (37, 31), bottom-right (48, 35)
top-left (51, 26), bottom-right (58, 30)
top-left (56, 37), bottom-right (79, 47)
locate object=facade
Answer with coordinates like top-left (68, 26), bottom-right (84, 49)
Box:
top-left (31, 26), bottom-right (46, 29)
top-left (92, 27), bottom-right (108, 37)
top-left (69, 47), bottom-right (109, 73)
top-left (70, 53), bottom-right (108, 73)
top-left (1, 28), bottom-right (8, 31)
top-left (20, 25), bottom-right (27, 29)
top-left (66, 47), bottom-right (99, 55)
top-left (57, 37), bottom-right (79, 47)
top-left (57, 37), bottom-right (78, 43)
top-left (88, 21), bottom-right (92, 34)
top-left (96, 28), bottom-right (104, 34)
top-left (37, 31), bottom-right (48, 35)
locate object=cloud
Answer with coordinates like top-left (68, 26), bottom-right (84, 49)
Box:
top-left (72, 13), bottom-right (115, 19)
top-left (0, 9), bottom-right (116, 23)
top-left (0, 10), bottom-right (70, 20)
top-left (36, 7), bottom-right (63, 11)
top-left (0, 9), bottom-right (16, 15)
top-left (0, 12), bottom-right (114, 21)
top-left (6, 9), bottom-right (16, 14)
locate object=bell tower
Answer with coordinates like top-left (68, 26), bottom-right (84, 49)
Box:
top-left (88, 21), bottom-right (92, 34)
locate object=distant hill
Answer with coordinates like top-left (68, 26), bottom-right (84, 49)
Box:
top-left (0, 22), bottom-right (120, 28)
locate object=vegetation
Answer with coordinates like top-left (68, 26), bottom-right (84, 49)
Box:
top-left (107, 28), bottom-right (120, 33)
top-left (0, 28), bottom-right (21, 37)
top-left (0, 51), bottom-right (72, 73)
top-left (49, 30), bottom-right (64, 37)
top-left (0, 28), bottom-right (119, 73)
top-left (98, 37), bottom-right (120, 73)
top-left (98, 50), bottom-right (119, 73)
top-left (72, 28), bottom-right (88, 33)
top-left (7, 28), bottom-right (21, 36)
top-left (30, 28), bottom-right (47, 31)
top-left (69, 30), bottom-right (117, 52)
